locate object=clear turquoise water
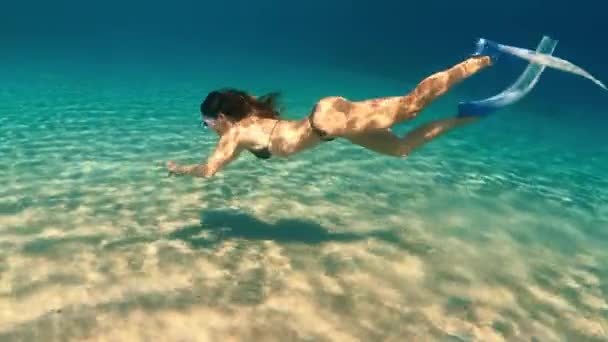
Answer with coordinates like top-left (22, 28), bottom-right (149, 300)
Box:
top-left (1, 49), bottom-right (607, 341)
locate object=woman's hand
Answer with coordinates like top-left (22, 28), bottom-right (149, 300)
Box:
top-left (166, 161), bottom-right (210, 178)
top-left (166, 160), bottom-right (182, 176)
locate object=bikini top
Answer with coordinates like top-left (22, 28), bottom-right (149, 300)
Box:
top-left (247, 111), bottom-right (335, 160)
top-left (248, 147), bottom-right (272, 160)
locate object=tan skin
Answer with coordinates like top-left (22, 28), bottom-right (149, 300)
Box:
top-left (167, 56), bottom-right (492, 178)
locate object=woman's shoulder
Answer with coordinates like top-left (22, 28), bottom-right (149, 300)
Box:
top-left (237, 116), bottom-right (277, 130)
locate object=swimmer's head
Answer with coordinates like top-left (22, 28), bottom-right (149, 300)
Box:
top-left (200, 88), bottom-right (281, 134)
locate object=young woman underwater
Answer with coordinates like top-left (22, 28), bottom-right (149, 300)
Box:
top-left (166, 41), bottom-right (503, 178)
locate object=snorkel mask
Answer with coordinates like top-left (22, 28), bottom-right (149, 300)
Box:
top-left (201, 117), bottom-right (217, 128)
top-left (200, 90), bottom-right (222, 129)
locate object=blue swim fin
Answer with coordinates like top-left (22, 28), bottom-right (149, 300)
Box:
top-left (458, 36), bottom-right (558, 117)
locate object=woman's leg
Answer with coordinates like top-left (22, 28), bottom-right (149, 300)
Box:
top-left (350, 55), bottom-right (492, 132)
top-left (346, 116), bottom-right (479, 157)
top-left (311, 55), bottom-right (493, 137)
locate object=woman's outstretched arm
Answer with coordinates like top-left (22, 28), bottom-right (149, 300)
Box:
top-left (167, 128), bottom-right (243, 178)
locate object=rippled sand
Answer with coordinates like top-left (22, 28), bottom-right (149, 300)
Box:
top-left (1, 66), bottom-right (607, 341)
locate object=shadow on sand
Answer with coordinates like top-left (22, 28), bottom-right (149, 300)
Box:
top-left (165, 208), bottom-right (432, 254)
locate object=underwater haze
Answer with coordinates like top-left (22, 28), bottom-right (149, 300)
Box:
top-left (1, 0), bottom-right (608, 341)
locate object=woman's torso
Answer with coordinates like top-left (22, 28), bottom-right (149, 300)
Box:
top-left (237, 116), bottom-right (325, 159)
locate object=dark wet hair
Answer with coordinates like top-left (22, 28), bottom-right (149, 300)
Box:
top-left (200, 88), bottom-right (281, 121)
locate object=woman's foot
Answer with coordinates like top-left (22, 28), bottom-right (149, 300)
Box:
top-left (471, 38), bottom-right (504, 62)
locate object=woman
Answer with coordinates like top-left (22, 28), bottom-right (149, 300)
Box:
top-left (167, 41), bottom-right (501, 178)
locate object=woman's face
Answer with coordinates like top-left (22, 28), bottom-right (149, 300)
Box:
top-left (202, 112), bottom-right (233, 136)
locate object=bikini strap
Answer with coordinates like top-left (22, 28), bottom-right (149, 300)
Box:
top-left (266, 119), bottom-right (280, 150)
